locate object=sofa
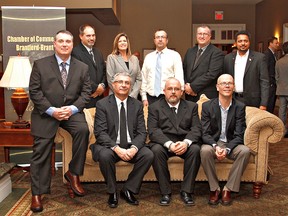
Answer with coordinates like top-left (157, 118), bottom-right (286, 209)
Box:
top-left (55, 95), bottom-right (285, 199)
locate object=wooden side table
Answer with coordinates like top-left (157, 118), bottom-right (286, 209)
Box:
top-left (0, 123), bottom-right (56, 175)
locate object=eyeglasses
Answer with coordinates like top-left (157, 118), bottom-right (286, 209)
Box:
top-left (166, 87), bottom-right (181, 92)
top-left (114, 80), bottom-right (130, 85)
top-left (197, 33), bottom-right (210, 37)
top-left (155, 35), bottom-right (167, 40)
top-left (218, 82), bottom-right (234, 87)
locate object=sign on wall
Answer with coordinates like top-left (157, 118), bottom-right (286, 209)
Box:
top-left (1, 6), bottom-right (66, 121)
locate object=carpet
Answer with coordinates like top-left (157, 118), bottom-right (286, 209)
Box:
top-left (3, 140), bottom-right (288, 216)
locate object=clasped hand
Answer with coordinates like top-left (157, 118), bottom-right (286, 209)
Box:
top-left (215, 146), bottom-right (227, 161)
top-left (115, 146), bottom-right (137, 161)
top-left (170, 141), bottom-right (188, 155)
top-left (52, 106), bottom-right (72, 121)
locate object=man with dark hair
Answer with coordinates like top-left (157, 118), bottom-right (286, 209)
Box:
top-left (264, 36), bottom-right (279, 113)
top-left (72, 24), bottom-right (107, 108)
top-left (224, 30), bottom-right (269, 110)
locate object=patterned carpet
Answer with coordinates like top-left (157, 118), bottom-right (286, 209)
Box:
top-left (2, 139), bottom-right (288, 216)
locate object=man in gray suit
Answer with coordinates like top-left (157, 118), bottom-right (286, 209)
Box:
top-left (90, 72), bottom-right (153, 208)
top-left (276, 41), bottom-right (288, 137)
top-left (72, 24), bottom-right (107, 108)
top-left (29, 30), bottom-right (91, 212)
top-left (148, 77), bottom-right (202, 206)
top-left (183, 24), bottom-right (224, 102)
top-left (201, 74), bottom-right (250, 206)
top-left (224, 30), bottom-right (269, 110)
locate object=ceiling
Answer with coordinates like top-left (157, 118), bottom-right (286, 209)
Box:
top-left (192, 0), bottom-right (263, 4)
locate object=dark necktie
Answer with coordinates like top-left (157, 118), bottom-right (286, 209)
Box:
top-left (60, 62), bottom-right (67, 89)
top-left (89, 49), bottom-right (96, 64)
top-left (193, 48), bottom-right (203, 69)
top-left (120, 102), bottom-right (128, 148)
top-left (171, 107), bottom-right (177, 121)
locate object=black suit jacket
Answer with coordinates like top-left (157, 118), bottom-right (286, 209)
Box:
top-left (201, 98), bottom-right (246, 151)
top-left (29, 55), bottom-right (91, 138)
top-left (72, 43), bottom-right (107, 107)
top-left (91, 95), bottom-right (146, 160)
top-left (224, 50), bottom-right (270, 107)
top-left (147, 98), bottom-right (202, 145)
top-left (183, 43), bottom-right (224, 101)
top-left (264, 48), bottom-right (276, 85)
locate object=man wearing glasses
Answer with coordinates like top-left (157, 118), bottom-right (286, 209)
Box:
top-left (148, 77), bottom-right (202, 206)
top-left (183, 25), bottom-right (224, 102)
top-left (201, 74), bottom-right (250, 206)
top-left (141, 29), bottom-right (184, 106)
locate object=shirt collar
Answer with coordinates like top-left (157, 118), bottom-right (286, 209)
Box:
top-left (55, 54), bottom-right (71, 66)
top-left (167, 100), bottom-right (180, 110)
top-left (115, 96), bottom-right (128, 107)
top-left (82, 42), bottom-right (93, 53)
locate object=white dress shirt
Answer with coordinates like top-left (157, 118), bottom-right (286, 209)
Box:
top-left (234, 50), bottom-right (249, 93)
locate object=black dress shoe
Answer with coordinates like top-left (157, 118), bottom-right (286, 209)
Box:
top-left (180, 191), bottom-right (195, 206)
top-left (159, 194), bottom-right (171, 206)
top-left (108, 193), bottom-right (118, 208)
top-left (120, 189), bottom-right (139, 205)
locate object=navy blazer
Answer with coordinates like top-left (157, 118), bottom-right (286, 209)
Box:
top-left (201, 98), bottom-right (246, 151)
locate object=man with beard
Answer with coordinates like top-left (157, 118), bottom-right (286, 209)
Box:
top-left (147, 77), bottom-right (202, 206)
top-left (224, 30), bottom-right (269, 110)
top-left (72, 24), bottom-right (107, 108)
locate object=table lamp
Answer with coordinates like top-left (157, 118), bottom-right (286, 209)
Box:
top-left (0, 56), bottom-right (32, 128)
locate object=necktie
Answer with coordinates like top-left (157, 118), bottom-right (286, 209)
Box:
top-left (60, 62), bottom-right (68, 89)
top-left (154, 52), bottom-right (162, 97)
top-left (193, 48), bottom-right (203, 69)
top-left (89, 49), bottom-right (96, 64)
top-left (120, 102), bottom-right (128, 148)
top-left (171, 107), bottom-right (177, 122)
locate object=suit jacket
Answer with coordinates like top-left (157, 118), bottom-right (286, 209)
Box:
top-left (147, 98), bottom-right (202, 145)
top-left (276, 54), bottom-right (288, 95)
top-left (29, 55), bottom-right (91, 138)
top-left (183, 43), bottom-right (224, 101)
top-left (72, 43), bottom-right (107, 106)
top-left (106, 54), bottom-right (142, 98)
top-left (224, 50), bottom-right (270, 107)
top-left (264, 48), bottom-right (276, 86)
top-left (201, 98), bottom-right (246, 151)
top-left (91, 95), bottom-right (146, 160)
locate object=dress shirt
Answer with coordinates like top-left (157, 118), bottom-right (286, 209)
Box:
top-left (141, 47), bottom-right (184, 101)
top-left (234, 50), bottom-right (249, 93)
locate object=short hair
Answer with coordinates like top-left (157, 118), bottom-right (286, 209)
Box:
top-left (54, 30), bottom-right (73, 41)
top-left (235, 30), bottom-right (251, 41)
top-left (112, 71), bottom-right (131, 83)
top-left (197, 25), bottom-right (212, 34)
top-left (154, 29), bottom-right (168, 39)
top-left (267, 36), bottom-right (278, 46)
top-left (79, 24), bottom-right (95, 35)
top-left (282, 41), bottom-right (288, 54)
top-left (111, 32), bottom-right (131, 56)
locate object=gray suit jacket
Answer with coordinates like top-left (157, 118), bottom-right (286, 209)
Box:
top-left (29, 55), bottom-right (91, 138)
top-left (224, 50), bottom-right (270, 107)
top-left (276, 54), bottom-right (288, 95)
top-left (106, 54), bottom-right (142, 98)
top-left (183, 43), bottom-right (224, 101)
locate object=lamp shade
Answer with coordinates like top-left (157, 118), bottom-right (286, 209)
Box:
top-left (0, 56), bottom-right (32, 89)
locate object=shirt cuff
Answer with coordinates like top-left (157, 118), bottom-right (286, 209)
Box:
top-left (99, 83), bottom-right (106, 89)
top-left (131, 145), bottom-right (138, 152)
top-left (164, 141), bottom-right (173, 150)
top-left (111, 145), bottom-right (119, 151)
top-left (46, 107), bottom-right (56, 116)
top-left (183, 139), bottom-right (192, 147)
top-left (226, 148), bottom-right (231, 155)
top-left (70, 105), bottom-right (79, 115)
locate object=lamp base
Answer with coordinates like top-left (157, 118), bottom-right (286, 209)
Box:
top-left (11, 120), bottom-right (30, 129)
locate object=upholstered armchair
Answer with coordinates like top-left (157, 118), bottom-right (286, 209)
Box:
top-left (55, 95), bottom-right (285, 199)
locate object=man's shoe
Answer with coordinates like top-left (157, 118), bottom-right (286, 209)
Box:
top-left (159, 194), bottom-right (171, 206)
top-left (30, 195), bottom-right (43, 212)
top-left (120, 189), bottom-right (139, 205)
top-left (221, 190), bottom-right (232, 205)
top-left (64, 170), bottom-right (85, 196)
top-left (208, 190), bottom-right (220, 205)
top-left (180, 191), bottom-right (195, 206)
top-left (108, 193), bottom-right (118, 208)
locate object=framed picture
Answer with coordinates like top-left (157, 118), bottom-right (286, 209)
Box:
top-left (258, 42), bottom-right (264, 53)
top-left (142, 48), bottom-right (155, 60)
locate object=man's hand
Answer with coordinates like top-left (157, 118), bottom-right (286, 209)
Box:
top-left (259, 106), bottom-right (267, 111)
top-left (91, 84), bottom-right (105, 98)
top-left (114, 146), bottom-right (136, 161)
top-left (184, 83), bottom-right (197, 96)
top-left (170, 141), bottom-right (188, 155)
top-left (215, 146), bottom-right (227, 161)
top-left (52, 107), bottom-right (72, 121)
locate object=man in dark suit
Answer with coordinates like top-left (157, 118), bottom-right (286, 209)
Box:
top-left (224, 30), bottom-right (269, 110)
top-left (90, 72), bottom-right (153, 208)
top-left (264, 36), bottom-right (279, 113)
top-left (29, 30), bottom-right (91, 212)
top-left (148, 77), bottom-right (202, 206)
top-left (201, 74), bottom-right (250, 206)
top-left (72, 24), bottom-right (107, 108)
top-left (183, 24), bottom-right (224, 102)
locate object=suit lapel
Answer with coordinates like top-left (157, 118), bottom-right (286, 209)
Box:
top-left (50, 56), bottom-right (64, 88)
top-left (80, 43), bottom-right (96, 68)
top-left (244, 51), bottom-right (253, 75)
top-left (193, 44), bottom-right (211, 71)
top-left (176, 100), bottom-right (187, 125)
top-left (161, 100), bottom-right (178, 128)
top-left (212, 99), bottom-right (221, 131)
top-left (109, 95), bottom-right (119, 134)
top-left (116, 55), bottom-right (129, 72)
top-left (226, 100), bottom-right (235, 132)
top-left (126, 97), bottom-right (134, 139)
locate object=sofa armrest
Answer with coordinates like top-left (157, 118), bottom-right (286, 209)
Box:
top-left (244, 106), bottom-right (285, 154)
